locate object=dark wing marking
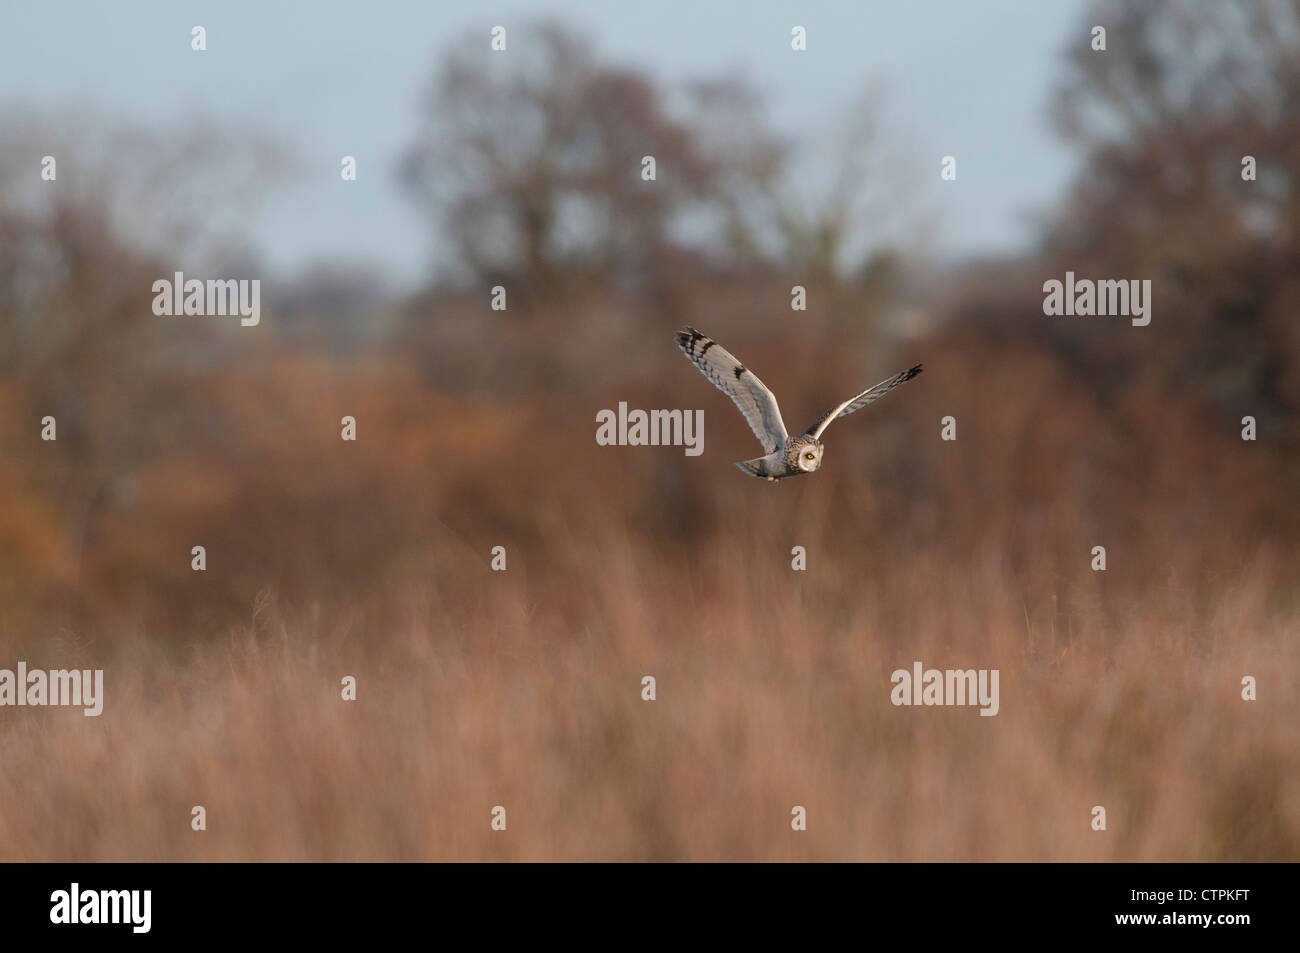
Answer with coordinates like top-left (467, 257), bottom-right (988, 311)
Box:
top-left (674, 326), bottom-right (789, 454)
top-left (803, 363), bottom-right (923, 441)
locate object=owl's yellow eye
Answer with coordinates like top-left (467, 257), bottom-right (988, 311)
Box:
top-left (805, 453), bottom-right (814, 460)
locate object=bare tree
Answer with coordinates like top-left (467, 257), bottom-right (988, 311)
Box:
top-left (0, 112), bottom-right (285, 595)
top-left (1045, 0), bottom-right (1300, 434)
top-left (402, 23), bottom-right (722, 292)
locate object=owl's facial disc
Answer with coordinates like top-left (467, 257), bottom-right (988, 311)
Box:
top-left (798, 444), bottom-right (822, 471)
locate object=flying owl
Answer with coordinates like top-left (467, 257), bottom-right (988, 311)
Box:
top-left (674, 326), bottom-right (922, 482)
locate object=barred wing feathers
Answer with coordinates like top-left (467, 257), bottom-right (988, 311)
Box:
top-left (674, 327), bottom-right (789, 454)
top-left (803, 364), bottom-right (923, 441)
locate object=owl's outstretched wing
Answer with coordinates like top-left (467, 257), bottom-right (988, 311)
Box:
top-left (803, 364), bottom-right (923, 441)
top-left (674, 327), bottom-right (789, 454)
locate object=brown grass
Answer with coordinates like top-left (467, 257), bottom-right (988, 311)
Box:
top-left (1, 497), bottom-right (1296, 861)
top-left (1, 290), bottom-right (1297, 861)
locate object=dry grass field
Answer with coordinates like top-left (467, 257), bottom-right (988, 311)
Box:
top-left (2, 298), bottom-right (1296, 861)
top-left (3, 1), bottom-right (1300, 863)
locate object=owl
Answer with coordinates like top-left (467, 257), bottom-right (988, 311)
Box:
top-left (674, 326), bottom-right (922, 482)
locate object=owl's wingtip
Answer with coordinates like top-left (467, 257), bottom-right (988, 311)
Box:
top-left (674, 326), bottom-right (706, 352)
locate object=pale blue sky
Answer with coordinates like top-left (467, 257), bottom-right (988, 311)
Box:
top-left (1, 0), bottom-right (1088, 288)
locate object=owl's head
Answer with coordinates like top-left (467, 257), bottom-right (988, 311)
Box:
top-left (790, 436), bottom-right (824, 472)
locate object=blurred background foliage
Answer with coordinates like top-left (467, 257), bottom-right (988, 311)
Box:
top-left (0, 0), bottom-right (1297, 861)
top-left (1, 3), bottom-right (1294, 636)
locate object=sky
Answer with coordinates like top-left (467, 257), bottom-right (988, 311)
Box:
top-left (1, 0), bottom-right (1088, 289)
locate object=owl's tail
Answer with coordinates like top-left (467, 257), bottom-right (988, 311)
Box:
top-left (734, 457), bottom-right (768, 479)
